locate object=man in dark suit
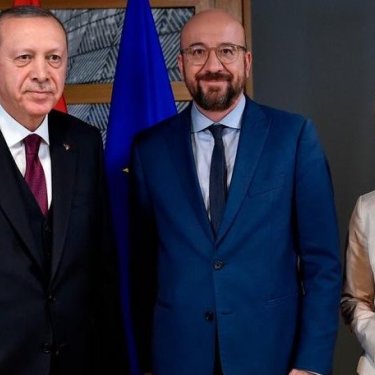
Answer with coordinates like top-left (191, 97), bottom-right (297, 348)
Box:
top-left (129, 8), bottom-right (341, 375)
top-left (0, 6), bottom-right (126, 375)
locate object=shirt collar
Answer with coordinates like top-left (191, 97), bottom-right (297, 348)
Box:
top-left (191, 93), bottom-right (246, 133)
top-left (0, 104), bottom-right (50, 148)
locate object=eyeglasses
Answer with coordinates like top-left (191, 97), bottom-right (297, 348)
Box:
top-left (180, 43), bottom-right (247, 66)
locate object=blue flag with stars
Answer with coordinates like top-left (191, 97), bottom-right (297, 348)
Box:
top-left (105, 0), bottom-right (177, 373)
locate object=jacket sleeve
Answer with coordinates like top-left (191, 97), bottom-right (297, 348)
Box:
top-left (92, 129), bottom-right (129, 374)
top-left (128, 140), bottom-right (158, 373)
top-left (292, 119), bottom-right (342, 375)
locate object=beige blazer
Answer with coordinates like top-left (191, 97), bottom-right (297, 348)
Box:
top-left (342, 191), bottom-right (375, 374)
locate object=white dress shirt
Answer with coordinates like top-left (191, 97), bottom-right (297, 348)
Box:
top-left (0, 105), bottom-right (52, 207)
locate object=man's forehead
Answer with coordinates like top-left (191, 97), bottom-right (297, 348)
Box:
top-left (181, 13), bottom-right (245, 47)
top-left (0, 17), bottom-right (67, 46)
top-left (181, 27), bottom-right (245, 48)
top-left (0, 16), bottom-right (65, 35)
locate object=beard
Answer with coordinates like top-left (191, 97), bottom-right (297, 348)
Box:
top-left (185, 71), bottom-right (246, 111)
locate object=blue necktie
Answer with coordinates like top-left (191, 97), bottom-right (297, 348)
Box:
top-left (208, 124), bottom-right (227, 235)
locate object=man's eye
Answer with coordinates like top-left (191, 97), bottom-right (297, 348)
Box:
top-left (47, 55), bottom-right (62, 65)
top-left (220, 47), bottom-right (235, 56)
top-left (191, 48), bottom-right (206, 57)
top-left (15, 55), bottom-right (31, 66)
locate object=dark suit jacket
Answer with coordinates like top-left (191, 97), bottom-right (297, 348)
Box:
top-left (0, 110), bottom-right (126, 375)
top-left (129, 98), bottom-right (342, 375)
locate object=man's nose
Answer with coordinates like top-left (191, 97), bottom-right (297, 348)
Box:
top-left (203, 49), bottom-right (223, 71)
top-left (30, 58), bottom-right (49, 81)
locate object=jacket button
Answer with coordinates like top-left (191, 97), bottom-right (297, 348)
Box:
top-left (213, 260), bottom-right (225, 270)
top-left (47, 294), bottom-right (56, 303)
top-left (43, 223), bottom-right (52, 233)
top-left (204, 311), bottom-right (214, 321)
top-left (41, 343), bottom-right (52, 354)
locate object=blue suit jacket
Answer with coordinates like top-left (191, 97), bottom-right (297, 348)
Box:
top-left (129, 98), bottom-right (341, 375)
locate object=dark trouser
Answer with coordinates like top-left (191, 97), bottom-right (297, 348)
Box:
top-left (49, 356), bottom-right (61, 375)
top-left (213, 355), bottom-right (223, 375)
top-left (213, 332), bottom-right (223, 375)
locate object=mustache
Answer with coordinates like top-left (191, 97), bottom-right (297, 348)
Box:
top-left (196, 72), bottom-right (232, 81)
top-left (25, 88), bottom-right (54, 94)
top-left (25, 82), bottom-right (54, 91)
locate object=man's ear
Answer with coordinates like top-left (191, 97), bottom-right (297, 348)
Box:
top-left (177, 53), bottom-right (185, 80)
top-left (245, 51), bottom-right (252, 79)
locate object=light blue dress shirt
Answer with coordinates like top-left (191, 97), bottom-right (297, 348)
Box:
top-left (191, 94), bottom-right (245, 214)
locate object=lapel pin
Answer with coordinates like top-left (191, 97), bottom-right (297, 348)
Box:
top-left (123, 167), bottom-right (129, 174)
top-left (63, 143), bottom-right (70, 151)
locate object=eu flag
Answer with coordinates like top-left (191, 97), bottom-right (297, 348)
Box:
top-left (105, 0), bottom-right (177, 373)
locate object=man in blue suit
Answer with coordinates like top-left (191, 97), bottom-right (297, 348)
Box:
top-left (129, 8), bottom-right (341, 375)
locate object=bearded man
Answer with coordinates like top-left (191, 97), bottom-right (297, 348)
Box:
top-left (129, 8), bottom-right (341, 375)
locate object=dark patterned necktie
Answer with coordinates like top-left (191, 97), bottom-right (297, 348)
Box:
top-left (208, 124), bottom-right (227, 235)
top-left (24, 134), bottom-right (48, 216)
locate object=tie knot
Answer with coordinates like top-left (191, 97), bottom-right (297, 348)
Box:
top-left (24, 134), bottom-right (42, 155)
top-left (208, 124), bottom-right (226, 141)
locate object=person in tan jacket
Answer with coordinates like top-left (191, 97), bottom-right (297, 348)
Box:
top-left (342, 191), bottom-right (375, 375)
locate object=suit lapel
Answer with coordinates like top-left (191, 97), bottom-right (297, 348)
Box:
top-left (49, 121), bottom-right (77, 282)
top-left (217, 99), bottom-right (270, 242)
top-left (165, 106), bottom-right (214, 241)
top-left (0, 130), bottom-right (44, 270)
